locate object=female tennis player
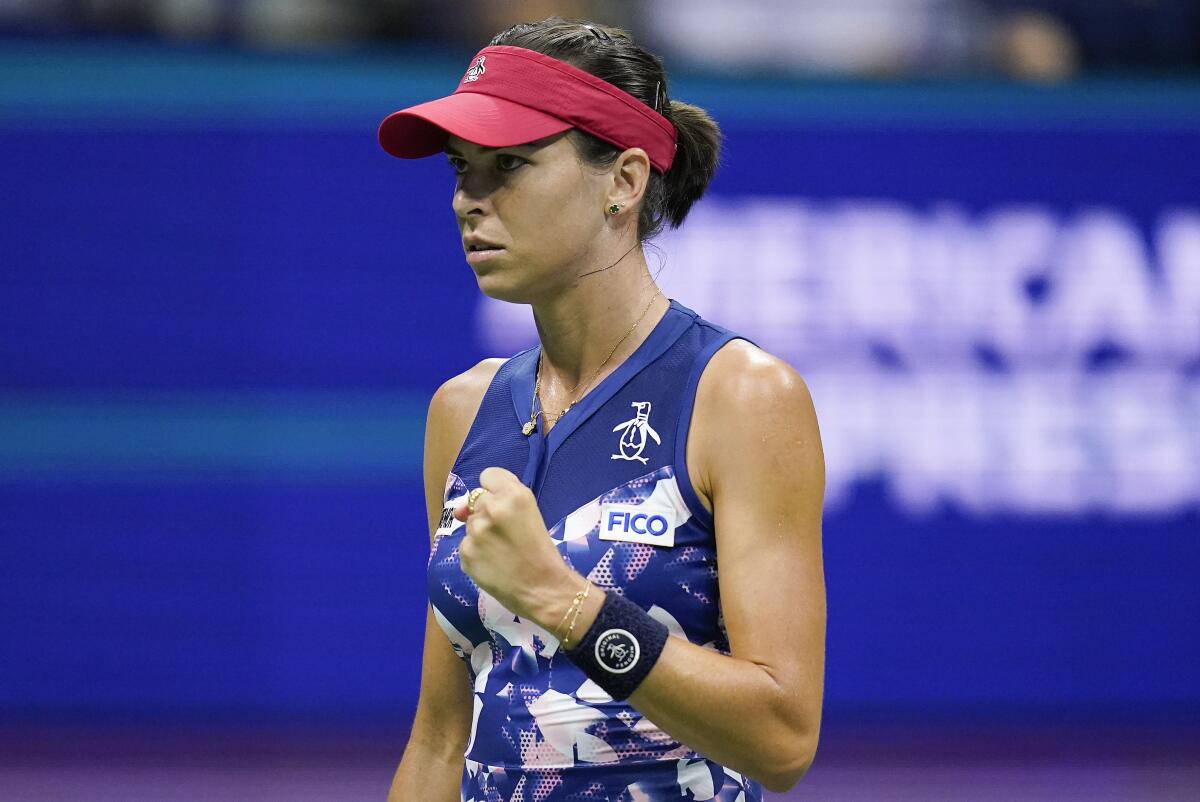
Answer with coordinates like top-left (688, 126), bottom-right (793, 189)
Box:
top-left (380, 17), bottom-right (825, 801)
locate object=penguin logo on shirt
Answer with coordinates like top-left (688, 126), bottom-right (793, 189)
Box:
top-left (462, 55), bottom-right (486, 83)
top-left (611, 401), bottom-right (660, 465)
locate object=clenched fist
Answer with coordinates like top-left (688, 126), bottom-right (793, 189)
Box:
top-left (452, 466), bottom-right (577, 627)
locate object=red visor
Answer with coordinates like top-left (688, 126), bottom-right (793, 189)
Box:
top-left (378, 45), bottom-right (678, 173)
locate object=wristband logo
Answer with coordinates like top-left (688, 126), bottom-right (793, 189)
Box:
top-left (595, 628), bottom-right (640, 673)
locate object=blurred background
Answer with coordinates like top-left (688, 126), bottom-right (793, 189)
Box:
top-left (1, 1), bottom-right (1198, 800)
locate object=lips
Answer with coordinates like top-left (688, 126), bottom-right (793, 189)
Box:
top-left (464, 237), bottom-right (504, 252)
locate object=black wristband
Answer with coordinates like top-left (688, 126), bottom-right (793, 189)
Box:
top-left (563, 591), bottom-right (669, 701)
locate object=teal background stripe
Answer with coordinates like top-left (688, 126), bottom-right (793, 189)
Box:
top-left (0, 391), bottom-right (427, 480)
top-left (3, 39), bottom-right (1200, 128)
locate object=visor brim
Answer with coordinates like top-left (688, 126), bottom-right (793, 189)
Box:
top-left (378, 92), bottom-right (573, 159)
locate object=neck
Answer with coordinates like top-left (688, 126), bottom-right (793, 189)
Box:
top-left (531, 245), bottom-right (667, 394)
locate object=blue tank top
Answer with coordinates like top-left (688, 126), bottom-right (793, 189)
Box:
top-left (428, 298), bottom-right (763, 801)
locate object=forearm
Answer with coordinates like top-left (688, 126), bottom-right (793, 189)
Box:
top-left (627, 634), bottom-right (817, 791)
top-left (386, 733), bottom-right (464, 802)
top-left (528, 575), bottom-right (818, 792)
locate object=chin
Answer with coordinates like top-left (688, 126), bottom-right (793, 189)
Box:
top-left (475, 273), bottom-right (537, 305)
top-left (473, 260), bottom-right (553, 306)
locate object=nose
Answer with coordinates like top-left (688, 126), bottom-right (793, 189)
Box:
top-left (451, 170), bottom-right (497, 221)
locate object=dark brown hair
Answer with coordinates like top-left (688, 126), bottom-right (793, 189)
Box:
top-left (490, 17), bottom-right (722, 242)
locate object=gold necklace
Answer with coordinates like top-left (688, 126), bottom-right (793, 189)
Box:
top-left (522, 288), bottom-right (663, 437)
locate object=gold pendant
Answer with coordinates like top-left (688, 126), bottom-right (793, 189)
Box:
top-left (522, 421), bottom-right (536, 436)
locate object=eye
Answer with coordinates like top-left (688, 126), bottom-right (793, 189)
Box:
top-left (496, 154), bottom-right (527, 171)
top-left (446, 156), bottom-right (467, 175)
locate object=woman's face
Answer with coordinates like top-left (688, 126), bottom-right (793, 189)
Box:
top-left (445, 131), bottom-right (613, 303)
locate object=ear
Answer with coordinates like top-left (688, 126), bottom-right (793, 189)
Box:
top-left (606, 147), bottom-right (652, 212)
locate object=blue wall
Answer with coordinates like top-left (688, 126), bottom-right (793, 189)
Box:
top-left (2, 42), bottom-right (1197, 726)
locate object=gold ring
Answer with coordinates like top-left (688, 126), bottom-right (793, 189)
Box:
top-left (467, 487), bottom-right (488, 514)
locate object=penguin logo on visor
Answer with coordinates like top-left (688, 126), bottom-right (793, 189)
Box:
top-left (463, 56), bottom-right (486, 83)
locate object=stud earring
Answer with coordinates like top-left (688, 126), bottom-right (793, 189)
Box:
top-left (608, 204), bottom-right (622, 215)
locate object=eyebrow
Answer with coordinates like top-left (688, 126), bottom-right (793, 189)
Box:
top-left (443, 142), bottom-right (539, 157)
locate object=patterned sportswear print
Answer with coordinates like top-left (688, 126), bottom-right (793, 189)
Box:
top-left (426, 299), bottom-right (763, 801)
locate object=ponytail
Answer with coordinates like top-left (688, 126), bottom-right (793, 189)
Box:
top-left (659, 100), bottom-right (722, 231)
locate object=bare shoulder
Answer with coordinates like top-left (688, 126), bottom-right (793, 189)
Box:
top-left (421, 357), bottom-right (507, 538)
top-left (427, 356), bottom-right (507, 458)
top-left (688, 339), bottom-right (822, 513)
top-left (703, 339), bottom-right (813, 402)
top-left (429, 357), bottom-right (507, 428)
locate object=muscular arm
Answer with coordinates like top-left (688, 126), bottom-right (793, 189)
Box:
top-left (387, 359), bottom-right (504, 802)
top-left (527, 342), bottom-right (827, 792)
